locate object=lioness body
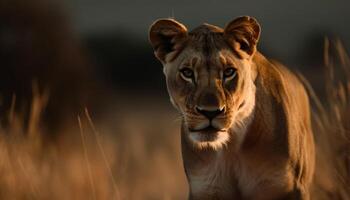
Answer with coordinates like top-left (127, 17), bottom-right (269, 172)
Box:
top-left (182, 52), bottom-right (314, 199)
top-left (149, 16), bottom-right (315, 199)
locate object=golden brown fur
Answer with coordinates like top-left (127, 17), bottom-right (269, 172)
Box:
top-left (149, 16), bottom-right (315, 199)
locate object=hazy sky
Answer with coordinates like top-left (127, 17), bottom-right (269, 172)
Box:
top-left (63, 0), bottom-right (350, 64)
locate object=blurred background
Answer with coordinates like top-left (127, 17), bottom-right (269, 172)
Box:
top-left (0, 0), bottom-right (349, 199)
top-left (65, 0), bottom-right (350, 90)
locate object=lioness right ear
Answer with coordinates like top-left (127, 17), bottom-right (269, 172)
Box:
top-left (224, 16), bottom-right (261, 59)
top-left (149, 19), bottom-right (188, 63)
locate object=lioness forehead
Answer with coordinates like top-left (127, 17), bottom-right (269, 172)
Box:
top-left (182, 51), bottom-right (236, 70)
top-left (181, 24), bottom-right (239, 68)
top-left (188, 24), bottom-right (227, 53)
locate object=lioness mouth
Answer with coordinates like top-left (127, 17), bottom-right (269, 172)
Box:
top-left (188, 125), bottom-right (228, 144)
top-left (190, 125), bottom-right (224, 134)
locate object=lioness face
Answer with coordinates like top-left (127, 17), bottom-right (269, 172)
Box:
top-left (149, 17), bottom-right (261, 149)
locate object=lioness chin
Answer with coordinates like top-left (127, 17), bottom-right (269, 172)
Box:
top-left (149, 16), bottom-right (315, 200)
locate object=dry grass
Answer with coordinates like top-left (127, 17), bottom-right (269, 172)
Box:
top-left (0, 88), bottom-right (187, 199)
top-left (306, 38), bottom-right (350, 199)
top-left (0, 39), bottom-right (349, 199)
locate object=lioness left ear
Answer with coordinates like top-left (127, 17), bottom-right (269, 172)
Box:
top-left (149, 18), bottom-right (188, 63)
top-left (224, 16), bottom-right (261, 59)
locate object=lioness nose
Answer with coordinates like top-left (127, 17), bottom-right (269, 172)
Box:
top-left (196, 106), bottom-right (225, 120)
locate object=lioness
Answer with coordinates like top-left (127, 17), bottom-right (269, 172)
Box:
top-left (149, 16), bottom-right (315, 200)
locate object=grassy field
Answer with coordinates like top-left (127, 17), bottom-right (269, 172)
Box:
top-left (0, 39), bottom-right (349, 200)
top-left (0, 94), bottom-right (188, 199)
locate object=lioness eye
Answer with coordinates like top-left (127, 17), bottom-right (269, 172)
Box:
top-left (223, 68), bottom-right (237, 79)
top-left (180, 68), bottom-right (194, 79)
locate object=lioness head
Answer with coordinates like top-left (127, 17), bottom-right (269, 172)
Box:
top-left (149, 16), bottom-right (260, 149)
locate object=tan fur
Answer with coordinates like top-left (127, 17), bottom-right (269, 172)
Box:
top-left (149, 16), bottom-right (315, 199)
